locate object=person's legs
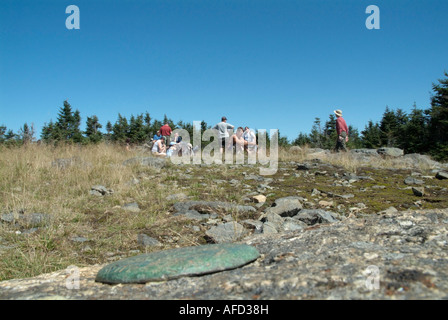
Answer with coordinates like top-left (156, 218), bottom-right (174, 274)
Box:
top-left (164, 135), bottom-right (171, 146)
top-left (340, 131), bottom-right (347, 152)
top-left (335, 131), bottom-right (347, 152)
top-left (220, 137), bottom-right (226, 154)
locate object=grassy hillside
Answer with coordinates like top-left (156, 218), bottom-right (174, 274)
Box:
top-left (1, 143), bottom-right (447, 281)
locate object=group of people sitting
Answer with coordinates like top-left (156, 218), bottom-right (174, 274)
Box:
top-left (149, 117), bottom-right (258, 158)
top-left (151, 128), bottom-right (184, 157)
top-left (227, 126), bottom-right (257, 154)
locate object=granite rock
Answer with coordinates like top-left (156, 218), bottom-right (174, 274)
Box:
top-left (2, 209), bottom-right (447, 299)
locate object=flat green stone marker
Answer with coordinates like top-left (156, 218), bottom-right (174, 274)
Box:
top-left (95, 244), bottom-right (260, 284)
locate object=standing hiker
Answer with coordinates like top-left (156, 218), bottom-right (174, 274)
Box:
top-left (160, 123), bottom-right (172, 146)
top-left (334, 109), bottom-right (349, 152)
top-left (212, 116), bottom-right (235, 154)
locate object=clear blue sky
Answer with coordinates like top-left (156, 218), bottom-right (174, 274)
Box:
top-left (1, 0), bottom-right (447, 141)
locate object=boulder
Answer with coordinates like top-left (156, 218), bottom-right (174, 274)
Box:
top-left (241, 220), bottom-right (263, 234)
top-left (1, 213), bottom-right (18, 224)
top-left (122, 203), bottom-right (141, 213)
top-left (22, 213), bottom-right (52, 228)
top-left (265, 197), bottom-right (303, 217)
top-left (282, 218), bottom-right (306, 232)
top-left (403, 154), bottom-right (441, 169)
top-left (90, 185), bottom-right (113, 196)
top-left (436, 171), bottom-right (448, 180)
top-left (251, 195), bottom-right (267, 203)
top-left (173, 201), bottom-right (256, 218)
top-left (343, 173), bottom-right (374, 182)
top-left (262, 222), bottom-right (279, 234)
top-left (1, 212), bottom-right (51, 228)
top-left (350, 149), bottom-right (379, 156)
top-left (205, 222), bottom-right (248, 243)
top-left (318, 200), bottom-right (334, 208)
top-left (404, 176), bottom-right (424, 185)
top-left (296, 163), bottom-right (312, 171)
top-left (264, 212), bottom-right (283, 225)
top-left (293, 209), bottom-right (338, 226)
top-left (137, 234), bottom-right (162, 247)
top-left (412, 187), bottom-right (425, 197)
top-left (175, 210), bottom-right (215, 221)
top-left (289, 146), bottom-right (302, 153)
top-left (377, 148), bottom-right (404, 157)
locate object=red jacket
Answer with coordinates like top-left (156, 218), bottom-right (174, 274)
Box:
top-left (160, 124), bottom-right (172, 136)
top-left (336, 117), bottom-right (349, 136)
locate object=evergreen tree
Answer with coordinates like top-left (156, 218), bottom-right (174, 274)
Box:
top-left (5, 130), bottom-right (16, 141)
top-left (162, 114), bottom-right (176, 130)
top-left (112, 114), bottom-right (129, 143)
top-left (19, 123), bottom-right (35, 144)
top-left (393, 108), bottom-right (409, 150)
top-left (56, 100), bottom-right (74, 139)
top-left (200, 120), bottom-right (208, 133)
top-left (292, 132), bottom-right (311, 146)
top-left (41, 121), bottom-right (56, 142)
top-left (72, 110), bottom-right (84, 143)
top-left (2, 129), bottom-right (17, 145)
top-left (106, 121), bottom-right (113, 134)
top-left (199, 120), bottom-right (210, 149)
top-left (41, 100), bottom-right (83, 143)
top-left (85, 116), bottom-right (103, 144)
top-left (402, 106), bottom-right (429, 154)
top-left (129, 114), bottom-right (147, 143)
top-left (428, 71), bottom-right (448, 160)
top-left (105, 121), bottom-right (113, 141)
top-left (379, 106), bottom-right (400, 147)
top-left (0, 126), bottom-right (17, 145)
top-left (361, 120), bottom-right (382, 148)
top-left (256, 129), bottom-right (270, 149)
top-left (277, 130), bottom-right (290, 148)
top-left (309, 117), bottom-right (323, 148)
top-left (151, 119), bottom-right (163, 136)
top-left (55, 100), bottom-right (79, 141)
top-left (144, 112), bottom-right (152, 137)
top-left (347, 125), bottom-right (363, 149)
top-left (0, 125), bottom-right (6, 143)
top-left (323, 114), bottom-right (337, 149)
top-left (180, 121), bottom-right (193, 141)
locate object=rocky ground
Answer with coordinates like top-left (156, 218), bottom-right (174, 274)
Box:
top-left (0, 207), bottom-right (447, 300)
top-left (1, 147), bottom-right (448, 299)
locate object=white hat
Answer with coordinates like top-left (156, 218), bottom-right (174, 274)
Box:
top-left (334, 109), bottom-right (343, 117)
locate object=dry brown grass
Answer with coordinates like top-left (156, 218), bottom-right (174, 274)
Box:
top-left (279, 145), bottom-right (443, 173)
top-left (0, 143), bottom-right (169, 280)
top-left (0, 143), bottom-right (445, 281)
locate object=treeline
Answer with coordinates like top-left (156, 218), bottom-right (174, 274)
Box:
top-left (39, 100), bottom-right (202, 145)
top-left (292, 71), bottom-right (448, 161)
top-left (292, 114), bottom-right (363, 150)
top-left (1, 72), bottom-right (446, 160)
top-left (0, 123), bottom-right (35, 146)
top-left (0, 99), bottom-right (280, 147)
top-left (0, 100), bottom-right (211, 146)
